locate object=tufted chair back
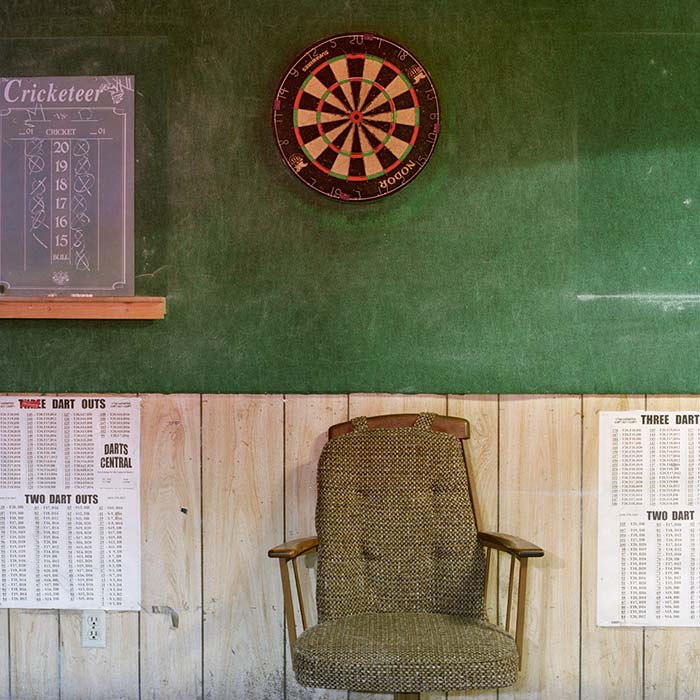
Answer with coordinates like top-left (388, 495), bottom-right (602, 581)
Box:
top-left (315, 413), bottom-right (485, 622)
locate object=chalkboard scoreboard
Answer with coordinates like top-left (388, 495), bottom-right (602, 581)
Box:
top-left (0, 76), bottom-right (134, 296)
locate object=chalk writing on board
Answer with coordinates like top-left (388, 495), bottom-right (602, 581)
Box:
top-left (578, 293), bottom-right (700, 311)
top-left (0, 76), bottom-right (134, 296)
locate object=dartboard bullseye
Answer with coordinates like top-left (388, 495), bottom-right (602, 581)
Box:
top-left (273, 33), bottom-right (440, 201)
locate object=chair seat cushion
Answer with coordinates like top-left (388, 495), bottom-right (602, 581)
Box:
top-left (293, 612), bottom-right (519, 692)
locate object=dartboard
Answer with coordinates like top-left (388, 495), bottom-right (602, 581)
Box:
top-left (273, 33), bottom-right (440, 201)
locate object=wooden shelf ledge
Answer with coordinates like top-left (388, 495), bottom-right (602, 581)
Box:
top-left (0, 296), bottom-right (166, 320)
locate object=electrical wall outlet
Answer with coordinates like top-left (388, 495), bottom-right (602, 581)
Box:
top-left (81, 610), bottom-right (106, 648)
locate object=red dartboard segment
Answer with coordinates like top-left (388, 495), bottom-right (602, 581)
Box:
top-left (273, 33), bottom-right (440, 201)
top-left (383, 60), bottom-right (401, 74)
top-left (311, 60), bottom-right (331, 75)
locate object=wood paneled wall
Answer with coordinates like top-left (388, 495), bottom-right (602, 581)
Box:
top-left (0, 393), bottom-right (698, 700)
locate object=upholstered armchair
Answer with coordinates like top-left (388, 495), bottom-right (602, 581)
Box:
top-left (269, 413), bottom-right (543, 699)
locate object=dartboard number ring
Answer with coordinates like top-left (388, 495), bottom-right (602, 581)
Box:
top-left (273, 33), bottom-right (440, 201)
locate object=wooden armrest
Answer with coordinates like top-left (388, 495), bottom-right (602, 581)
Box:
top-left (268, 536), bottom-right (319, 560)
top-left (269, 536), bottom-right (319, 647)
top-left (479, 531), bottom-right (542, 667)
top-left (478, 531), bottom-right (544, 558)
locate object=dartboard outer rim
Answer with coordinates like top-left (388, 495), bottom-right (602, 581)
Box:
top-left (272, 32), bottom-right (441, 202)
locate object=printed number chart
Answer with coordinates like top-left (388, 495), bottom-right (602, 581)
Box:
top-left (598, 411), bottom-right (700, 626)
top-left (0, 76), bottom-right (134, 295)
top-left (0, 396), bottom-right (140, 610)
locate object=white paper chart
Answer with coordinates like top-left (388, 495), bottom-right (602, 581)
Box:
top-left (598, 411), bottom-right (700, 626)
top-left (0, 396), bottom-right (140, 610)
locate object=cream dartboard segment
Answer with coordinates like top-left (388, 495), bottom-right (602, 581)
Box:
top-left (273, 33), bottom-right (440, 201)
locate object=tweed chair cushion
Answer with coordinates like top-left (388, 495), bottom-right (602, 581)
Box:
top-left (315, 413), bottom-right (485, 622)
top-left (293, 612), bottom-right (519, 692)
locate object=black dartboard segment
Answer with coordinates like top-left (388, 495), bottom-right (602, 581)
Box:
top-left (273, 33), bottom-right (440, 201)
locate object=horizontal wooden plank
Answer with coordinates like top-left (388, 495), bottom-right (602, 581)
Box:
top-left (0, 296), bottom-right (166, 319)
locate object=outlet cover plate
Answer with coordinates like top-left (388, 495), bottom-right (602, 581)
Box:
top-left (81, 609), bottom-right (106, 648)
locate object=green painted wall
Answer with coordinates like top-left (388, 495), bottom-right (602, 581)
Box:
top-left (2, 2), bottom-right (700, 393)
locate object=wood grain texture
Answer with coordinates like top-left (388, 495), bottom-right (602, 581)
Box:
top-left (284, 395), bottom-right (347, 544)
top-left (447, 396), bottom-right (499, 541)
top-left (10, 609), bottom-right (58, 700)
top-left (202, 395), bottom-right (285, 700)
top-left (284, 395), bottom-right (348, 700)
top-left (7, 392), bottom-right (700, 700)
top-left (348, 394), bottom-right (447, 419)
top-left (0, 611), bottom-right (7, 700)
top-left (447, 395), bottom-right (499, 700)
top-left (60, 611), bottom-right (138, 700)
top-left (0, 297), bottom-right (166, 320)
top-left (498, 395), bottom-right (581, 700)
top-left (580, 395), bottom-right (644, 700)
top-left (140, 394), bottom-right (202, 700)
top-left (644, 395), bottom-right (700, 700)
